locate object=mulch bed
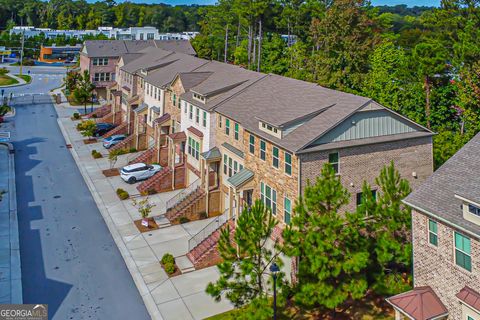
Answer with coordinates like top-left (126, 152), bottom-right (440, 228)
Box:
top-left (160, 262), bottom-right (182, 277)
top-left (134, 217), bottom-right (159, 233)
top-left (102, 168), bottom-right (120, 177)
top-left (83, 138), bottom-right (98, 144)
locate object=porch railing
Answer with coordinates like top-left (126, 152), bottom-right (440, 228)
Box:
top-left (165, 178), bottom-right (201, 211)
top-left (188, 209), bottom-right (229, 252)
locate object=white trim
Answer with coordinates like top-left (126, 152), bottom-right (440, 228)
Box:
top-left (455, 195), bottom-right (480, 208)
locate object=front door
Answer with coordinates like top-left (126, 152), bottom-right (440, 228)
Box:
top-left (244, 189), bottom-right (253, 208)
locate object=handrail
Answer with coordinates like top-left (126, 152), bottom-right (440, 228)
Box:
top-left (165, 178), bottom-right (201, 211)
top-left (188, 209), bottom-right (229, 251)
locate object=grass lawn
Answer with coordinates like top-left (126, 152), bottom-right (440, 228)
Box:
top-left (15, 74), bottom-right (32, 83)
top-left (0, 74), bottom-right (19, 86)
top-left (206, 295), bottom-right (394, 320)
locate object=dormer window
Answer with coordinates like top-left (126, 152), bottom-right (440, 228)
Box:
top-left (468, 204), bottom-right (480, 217)
top-left (192, 93), bottom-right (206, 103)
top-left (259, 121), bottom-right (282, 139)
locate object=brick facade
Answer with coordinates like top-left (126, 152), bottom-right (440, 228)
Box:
top-left (300, 136), bottom-right (433, 212)
top-left (412, 210), bottom-right (480, 320)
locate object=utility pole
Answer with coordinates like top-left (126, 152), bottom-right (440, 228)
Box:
top-left (19, 30), bottom-right (25, 76)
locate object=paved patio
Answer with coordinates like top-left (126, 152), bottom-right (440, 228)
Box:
top-left (54, 100), bottom-right (233, 319)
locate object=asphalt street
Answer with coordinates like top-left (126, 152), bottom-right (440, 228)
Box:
top-left (2, 66), bottom-right (150, 319)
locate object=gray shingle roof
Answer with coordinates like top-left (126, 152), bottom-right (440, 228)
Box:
top-left (404, 132), bottom-right (480, 237)
top-left (222, 142), bottom-right (244, 159)
top-left (215, 74), bottom-right (371, 152)
top-left (82, 40), bottom-right (196, 58)
top-left (121, 48), bottom-right (173, 74)
top-left (144, 54), bottom-right (209, 88)
top-left (178, 72), bottom-right (212, 91)
top-left (227, 168), bottom-right (254, 188)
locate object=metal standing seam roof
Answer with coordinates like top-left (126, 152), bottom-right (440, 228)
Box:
top-left (134, 103), bottom-right (148, 113)
top-left (201, 147), bottom-right (222, 161)
top-left (456, 286), bottom-right (480, 312)
top-left (221, 142), bottom-right (244, 159)
top-left (227, 168), bottom-right (254, 188)
top-left (386, 286), bottom-right (449, 320)
top-left (404, 131), bottom-right (480, 238)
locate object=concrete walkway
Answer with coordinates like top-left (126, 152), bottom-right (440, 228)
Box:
top-left (54, 94), bottom-right (233, 319)
top-left (0, 142), bottom-right (22, 304)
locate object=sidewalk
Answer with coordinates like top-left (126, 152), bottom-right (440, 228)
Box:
top-left (0, 142), bottom-right (22, 304)
top-left (53, 93), bottom-right (233, 319)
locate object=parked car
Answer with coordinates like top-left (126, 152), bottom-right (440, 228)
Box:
top-left (103, 134), bottom-right (126, 149)
top-left (94, 123), bottom-right (115, 137)
top-left (120, 163), bottom-right (162, 184)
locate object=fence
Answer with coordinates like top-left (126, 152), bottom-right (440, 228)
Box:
top-left (9, 94), bottom-right (56, 106)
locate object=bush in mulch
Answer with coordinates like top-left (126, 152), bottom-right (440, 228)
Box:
top-left (71, 112), bottom-right (81, 121)
top-left (116, 188), bottom-right (129, 200)
top-left (91, 150), bottom-right (102, 159)
top-left (129, 147), bottom-right (137, 153)
top-left (133, 217), bottom-right (159, 232)
top-left (179, 216), bottom-right (190, 224)
top-left (160, 253), bottom-right (181, 277)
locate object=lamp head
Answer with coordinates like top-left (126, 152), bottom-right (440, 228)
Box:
top-left (269, 262), bottom-right (280, 274)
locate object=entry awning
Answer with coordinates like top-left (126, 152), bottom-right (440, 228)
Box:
top-left (456, 286), bottom-right (480, 313)
top-left (201, 147), bottom-right (221, 161)
top-left (227, 168), bottom-right (254, 189)
top-left (386, 286), bottom-right (448, 320)
top-left (153, 113), bottom-right (171, 126)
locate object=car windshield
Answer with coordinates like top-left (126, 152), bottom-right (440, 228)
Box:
top-left (104, 137), bottom-right (113, 141)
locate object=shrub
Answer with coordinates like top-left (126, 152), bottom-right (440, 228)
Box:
top-left (164, 262), bottom-right (175, 275)
top-left (116, 188), bottom-right (129, 200)
top-left (91, 150), bottom-right (102, 159)
top-left (91, 113), bottom-right (98, 118)
top-left (76, 122), bottom-right (86, 131)
top-left (161, 253), bottom-right (175, 265)
top-left (0, 67), bottom-right (9, 75)
top-left (73, 112), bottom-right (80, 120)
top-left (129, 147), bottom-right (137, 153)
top-left (179, 216), bottom-right (190, 224)
top-left (199, 211), bottom-right (208, 219)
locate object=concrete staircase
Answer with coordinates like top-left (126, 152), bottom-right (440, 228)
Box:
top-left (110, 134), bottom-right (135, 152)
top-left (165, 187), bottom-right (205, 223)
top-left (186, 219), bottom-right (235, 269)
top-left (103, 122), bottom-right (127, 139)
top-left (129, 147), bottom-right (158, 164)
top-left (136, 167), bottom-right (172, 194)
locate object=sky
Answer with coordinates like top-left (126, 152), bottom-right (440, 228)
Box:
top-left (106, 0), bottom-right (441, 6)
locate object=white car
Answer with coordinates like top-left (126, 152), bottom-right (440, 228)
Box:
top-left (120, 163), bottom-right (162, 184)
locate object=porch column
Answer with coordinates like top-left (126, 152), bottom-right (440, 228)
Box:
top-left (228, 186), bottom-right (234, 219)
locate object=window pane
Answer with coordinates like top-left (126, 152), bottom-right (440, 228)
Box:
top-left (329, 152), bottom-right (339, 163)
top-left (429, 220), bottom-right (437, 233)
top-left (429, 233), bottom-right (438, 246)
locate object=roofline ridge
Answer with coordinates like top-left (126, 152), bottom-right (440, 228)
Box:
top-left (212, 74), bottom-right (269, 111)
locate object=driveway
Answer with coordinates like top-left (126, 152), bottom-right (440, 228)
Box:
top-left (7, 72), bottom-right (150, 319)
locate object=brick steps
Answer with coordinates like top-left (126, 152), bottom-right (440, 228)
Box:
top-left (129, 147), bottom-right (158, 165)
top-left (97, 112), bottom-right (113, 123)
top-left (165, 187), bottom-right (205, 222)
top-left (86, 104), bottom-right (111, 119)
top-left (110, 134), bottom-right (135, 152)
top-left (136, 167), bottom-right (171, 194)
top-left (186, 220), bottom-right (235, 268)
top-left (103, 122), bottom-right (127, 139)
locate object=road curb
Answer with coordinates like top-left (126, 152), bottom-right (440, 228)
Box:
top-left (0, 142), bottom-right (23, 304)
top-left (56, 118), bottom-right (163, 320)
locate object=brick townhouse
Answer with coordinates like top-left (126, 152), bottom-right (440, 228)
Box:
top-left (80, 39), bottom-right (195, 98)
top-left (387, 133), bottom-right (480, 320)
top-left (87, 40), bottom-right (434, 271)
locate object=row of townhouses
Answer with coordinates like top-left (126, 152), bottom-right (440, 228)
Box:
top-left (80, 40), bottom-right (479, 320)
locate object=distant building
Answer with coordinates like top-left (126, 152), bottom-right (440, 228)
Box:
top-left (9, 26), bottom-right (199, 41)
top-left (0, 46), bottom-right (12, 63)
top-left (38, 44), bottom-right (82, 63)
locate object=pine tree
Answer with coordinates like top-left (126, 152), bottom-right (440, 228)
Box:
top-left (359, 162), bottom-right (413, 295)
top-left (282, 164), bottom-right (369, 311)
top-left (206, 200), bottom-right (282, 308)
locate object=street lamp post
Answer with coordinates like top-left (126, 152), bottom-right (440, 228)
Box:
top-left (269, 262), bottom-right (280, 320)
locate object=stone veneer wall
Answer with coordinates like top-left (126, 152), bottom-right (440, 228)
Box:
top-left (299, 135), bottom-right (433, 212)
top-left (164, 78), bottom-right (185, 126)
top-left (242, 131), bottom-right (299, 226)
top-left (412, 209), bottom-right (480, 320)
